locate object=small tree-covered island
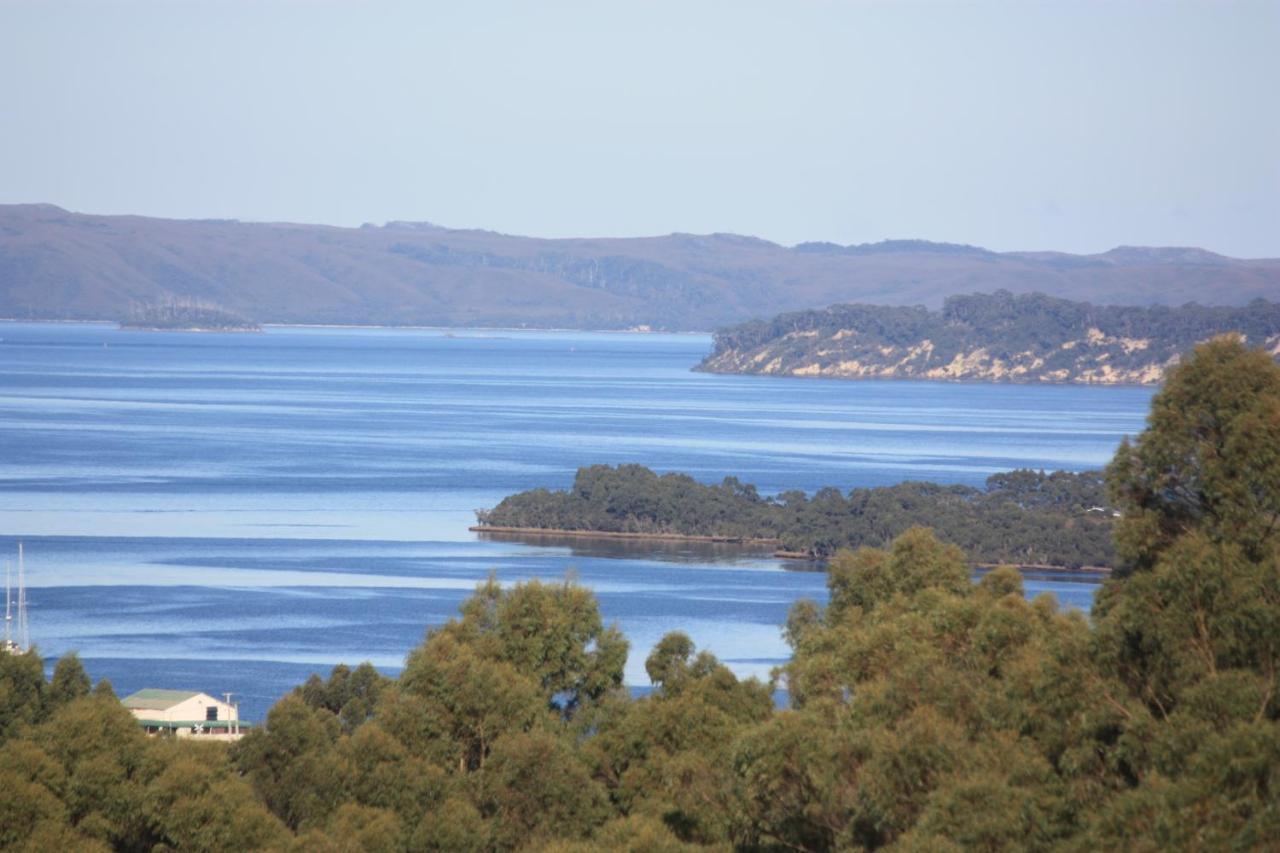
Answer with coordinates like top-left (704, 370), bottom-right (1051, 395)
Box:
top-left (119, 299), bottom-right (261, 332)
top-left (698, 291), bottom-right (1280, 384)
top-left (2, 337), bottom-right (1277, 850)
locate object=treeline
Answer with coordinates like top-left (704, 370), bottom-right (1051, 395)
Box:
top-left (698, 290), bottom-right (1280, 384)
top-left (479, 464), bottom-right (1115, 567)
top-left (710, 291), bottom-right (1280, 357)
top-left (0, 651), bottom-right (291, 850)
top-left (2, 338), bottom-right (1276, 850)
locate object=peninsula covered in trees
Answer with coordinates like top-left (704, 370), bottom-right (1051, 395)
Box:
top-left (2, 339), bottom-right (1277, 850)
top-left (475, 464), bottom-right (1116, 568)
top-left (698, 291), bottom-right (1280, 385)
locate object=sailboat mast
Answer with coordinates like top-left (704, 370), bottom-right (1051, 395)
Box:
top-left (4, 558), bottom-right (10, 650)
top-left (17, 542), bottom-right (27, 651)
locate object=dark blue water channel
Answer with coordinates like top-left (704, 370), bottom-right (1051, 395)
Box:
top-left (0, 323), bottom-right (1153, 720)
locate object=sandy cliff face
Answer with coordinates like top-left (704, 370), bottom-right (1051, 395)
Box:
top-left (702, 329), bottom-right (1205, 385)
top-left (697, 293), bottom-right (1280, 385)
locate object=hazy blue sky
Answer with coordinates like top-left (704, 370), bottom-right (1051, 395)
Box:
top-left (2, 1), bottom-right (1277, 256)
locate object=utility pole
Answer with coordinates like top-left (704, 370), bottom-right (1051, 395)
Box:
top-left (223, 692), bottom-right (238, 735)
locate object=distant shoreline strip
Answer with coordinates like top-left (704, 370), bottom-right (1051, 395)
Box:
top-left (469, 525), bottom-right (782, 547)
top-left (470, 525), bottom-right (1113, 573)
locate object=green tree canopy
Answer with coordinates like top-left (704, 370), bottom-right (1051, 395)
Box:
top-left (1108, 335), bottom-right (1280, 570)
top-left (439, 575), bottom-right (629, 717)
top-left (48, 653), bottom-right (91, 708)
top-left (1089, 337), bottom-right (1280, 846)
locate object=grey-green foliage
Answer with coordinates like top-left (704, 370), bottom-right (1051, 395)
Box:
top-left (1085, 337), bottom-right (1280, 848)
top-left (48, 653), bottom-right (91, 708)
top-left (0, 683), bottom-right (289, 851)
top-left (297, 661), bottom-right (389, 733)
top-left (1108, 335), bottom-right (1280, 569)
top-left (482, 463), bottom-right (1115, 566)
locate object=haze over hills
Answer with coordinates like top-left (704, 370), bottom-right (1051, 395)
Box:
top-left (2, 204), bottom-right (1278, 331)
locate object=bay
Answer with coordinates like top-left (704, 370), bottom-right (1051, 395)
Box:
top-left (0, 322), bottom-right (1153, 720)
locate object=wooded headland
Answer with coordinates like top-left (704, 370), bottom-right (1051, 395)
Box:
top-left (475, 463), bottom-right (1116, 568)
top-left (698, 291), bottom-right (1280, 384)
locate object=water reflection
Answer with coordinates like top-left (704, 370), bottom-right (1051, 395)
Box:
top-left (474, 529), bottom-right (785, 566)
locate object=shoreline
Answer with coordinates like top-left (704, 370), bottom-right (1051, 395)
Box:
top-left (694, 363), bottom-right (1164, 389)
top-left (469, 525), bottom-right (782, 547)
top-left (118, 326), bottom-right (262, 333)
top-left (0, 317), bottom-right (714, 336)
top-left (471, 526), bottom-right (1114, 573)
top-left (973, 561), bottom-right (1112, 575)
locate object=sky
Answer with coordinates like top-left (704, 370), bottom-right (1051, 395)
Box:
top-left (1, 1), bottom-right (1277, 257)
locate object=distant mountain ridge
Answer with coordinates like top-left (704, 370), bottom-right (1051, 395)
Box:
top-left (697, 291), bottom-right (1280, 385)
top-left (2, 204), bottom-right (1278, 331)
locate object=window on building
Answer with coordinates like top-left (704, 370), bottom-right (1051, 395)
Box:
top-left (206, 706), bottom-right (218, 721)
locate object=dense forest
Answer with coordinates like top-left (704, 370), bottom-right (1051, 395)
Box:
top-left (478, 465), bottom-right (1116, 568)
top-left (2, 338), bottom-right (1277, 850)
top-left (698, 290), bottom-right (1280, 384)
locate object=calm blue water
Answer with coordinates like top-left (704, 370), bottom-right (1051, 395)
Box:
top-left (0, 323), bottom-right (1153, 720)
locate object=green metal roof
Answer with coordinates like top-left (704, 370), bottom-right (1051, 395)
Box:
top-left (122, 688), bottom-right (202, 710)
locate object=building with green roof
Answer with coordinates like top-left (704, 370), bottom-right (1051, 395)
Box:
top-left (122, 688), bottom-right (244, 739)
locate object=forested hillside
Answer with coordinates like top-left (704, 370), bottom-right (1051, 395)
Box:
top-left (3, 204), bottom-right (1279, 330)
top-left (2, 338), bottom-right (1277, 850)
top-left (478, 465), bottom-right (1116, 567)
top-left (699, 291), bottom-right (1280, 384)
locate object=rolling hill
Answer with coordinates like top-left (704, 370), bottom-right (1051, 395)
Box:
top-left (2, 204), bottom-right (1278, 330)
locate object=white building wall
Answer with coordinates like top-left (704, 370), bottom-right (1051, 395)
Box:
top-left (129, 692), bottom-right (237, 725)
